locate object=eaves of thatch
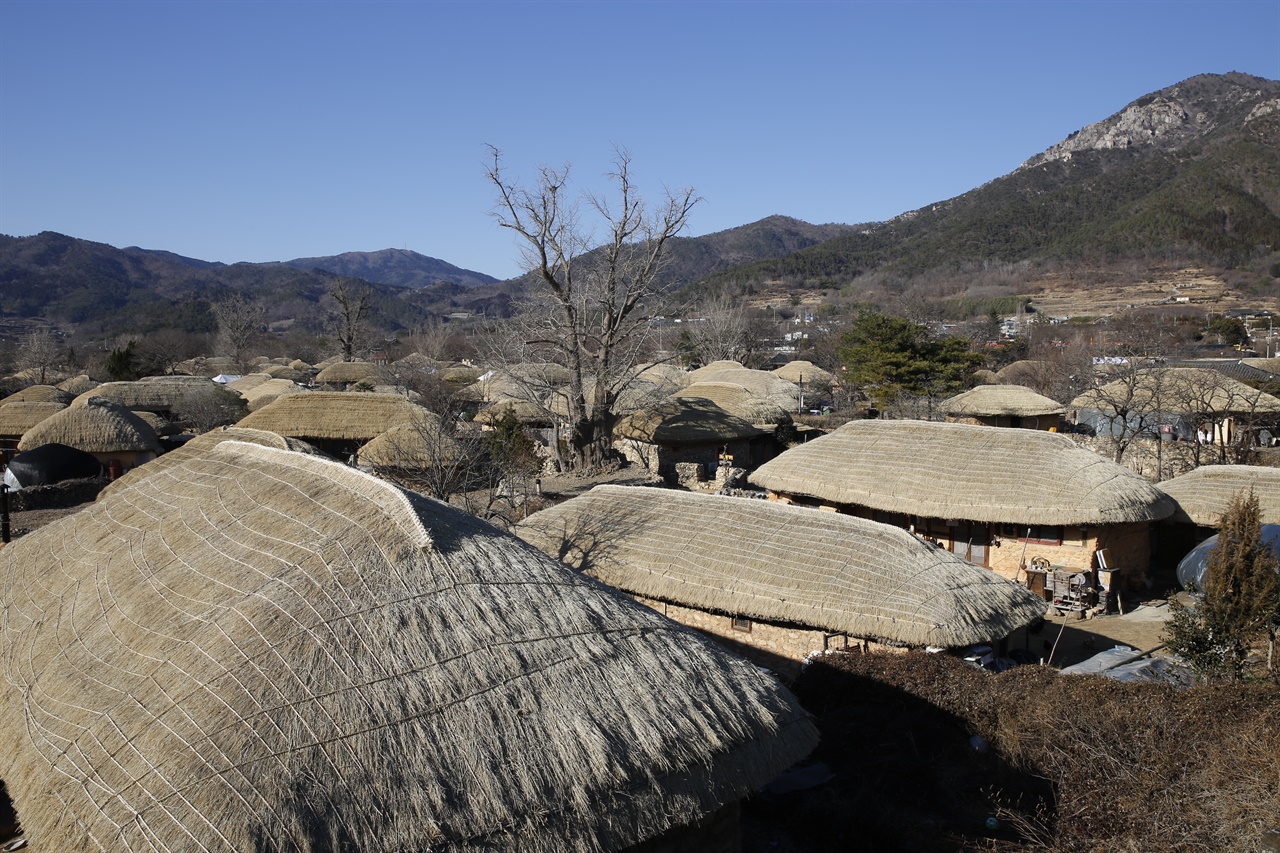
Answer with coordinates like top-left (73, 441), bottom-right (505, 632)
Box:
top-left (0, 401), bottom-right (66, 439)
top-left (17, 395), bottom-right (160, 453)
top-left (615, 398), bottom-right (765, 445)
top-left (237, 391), bottom-right (433, 441)
top-left (1156, 464), bottom-right (1280, 526)
top-left (749, 419), bottom-right (1175, 526)
top-left (0, 442), bottom-right (815, 851)
top-left (941, 384), bottom-right (1066, 418)
top-left (516, 485), bottom-right (1047, 648)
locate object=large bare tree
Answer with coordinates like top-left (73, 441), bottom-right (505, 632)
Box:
top-left (326, 278), bottom-right (375, 362)
top-left (486, 147), bottom-right (699, 470)
top-left (209, 293), bottom-right (266, 370)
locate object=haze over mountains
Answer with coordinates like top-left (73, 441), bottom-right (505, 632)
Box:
top-left (1, 72), bottom-right (1277, 340)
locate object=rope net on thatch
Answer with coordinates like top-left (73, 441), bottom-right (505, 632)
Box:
top-left (237, 391), bottom-right (434, 441)
top-left (17, 395), bottom-right (160, 453)
top-left (750, 419), bottom-right (1176, 526)
top-left (0, 401), bottom-right (66, 440)
top-left (1156, 464), bottom-right (1280, 526)
top-left (614, 398), bottom-right (765, 444)
top-left (941, 384), bottom-right (1067, 417)
top-left (517, 485), bottom-right (1047, 648)
top-left (0, 441), bottom-right (815, 852)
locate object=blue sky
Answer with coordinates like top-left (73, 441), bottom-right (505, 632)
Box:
top-left (1, 1), bottom-right (1277, 280)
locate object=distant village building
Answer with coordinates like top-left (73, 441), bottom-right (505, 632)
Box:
top-left (0, 442), bottom-right (816, 852)
top-left (517, 485), bottom-right (1047, 676)
top-left (750, 420), bottom-right (1175, 606)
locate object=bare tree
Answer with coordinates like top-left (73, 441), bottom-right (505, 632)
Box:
top-left (327, 279), bottom-right (375, 362)
top-left (209, 293), bottom-right (266, 370)
top-left (486, 146), bottom-right (699, 470)
top-left (681, 294), bottom-right (761, 366)
top-left (15, 327), bottom-right (63, 384)
top-left (136, 328), bottom-right (206, 376)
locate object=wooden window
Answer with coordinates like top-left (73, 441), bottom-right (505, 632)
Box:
top-left (1004, 524), bottom-right (1062, 546)
top-left (731, 616), bottom-right (752, 633)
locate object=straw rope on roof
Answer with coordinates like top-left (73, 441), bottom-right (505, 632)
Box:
top-left (358, 419), bottom-right (461, 467)
top-left (1156, 464), bottom-right (1280, 526)
top-left (55, 374), bottom-right (99, 395)
top-left (0, 384), bottom-right (73, 405)
top-left (615, 398), bottom-right (765, 445)
top-left (17, 395), bottom-right (161, 454)
top-left (237, 391), bottom-right (437, 441)
top-left (315, 360), bottom-right (386, 385)
top-left (941, 384), bottom-right (1066, 418)
top-left (772, 360), bottom-right (836, 387)
top-left (517, 486), bottom-right (1047, 648)
top-left (74, 376), bottom-right (221, 412)
top-left (0, 442), bottom-right (815, 851)
top-left (750, 419), bottom-right (1176, 526)
top-left (674, 382), bottom-right (794, 427)
top-left (1070, 367), bottom-right (1280, 415)
top-left (0, 401), bottom-right (66, 439)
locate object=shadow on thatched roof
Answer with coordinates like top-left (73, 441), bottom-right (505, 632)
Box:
top-left (18, 395), bottom-right (160, 453)
top-left (1156, 464), bottom-right (1280, 526)
top-left (0, 442), bottom-right (815, 851)
top-left (615, 398), bottom-right (765, 444)
top-left (674, 382), bottom-right (794, 426)
top-left (1, 384), bottom-right (73, 405)
top-left (517, 485), bottom-right (1047, 648)
top-left (750, 419), bottom-right (1175, 526)
top-left (941, 384), bottom-right (1066, 417)
top-left (237, 391), bottom-right (432, 441)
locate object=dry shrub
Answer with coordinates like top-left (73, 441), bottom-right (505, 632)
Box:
top-left (781, 651), bottom-right (1280, 853)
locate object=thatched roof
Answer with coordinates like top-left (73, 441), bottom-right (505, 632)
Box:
top-left (315, 360), bottom-right (385, 385)
top-left (237, 391), bottom-right (436, 441)
top-left (972, 368), bottom-right (998, 385)
top-left (674, 382), bottom-right (794, 426)
top-left (686, 360), bottom-right (744, 382)
top-left (1, 384), bottom-right (73, 405)
top-left (239, 377), bottom-right (308, 411)
top-left (176, 356), bottom-right (241, 377)
top-left (681, 366), bottom-right (801, 410)
top-left (1156, 464), bottom-right (1280, 526)
top-left (542, 378), bottom-right (669, 419)
top-left (134, 410), bottom-right (180, 437)
top-left (55, 374), bottom-right (99, 395)
top-left (941, 384), bottom-right (1066, 418)
top-left (75, 376), bottom-right (220, 413)
top-left (615, 398), bottom-right (764, 445)
top-left (17, 395), bottom-right (161, 453)
top-left (772, 360), bottom-right (836, 387)
top-left (0, 442), bottom-right (815, 851)
top-left (750, 419), bottom-right (1175, 526)
top-left (0, 401), bottom-right (66, 439)
top-left (358, 420), bottom-right (460, 467)
top-left (474, 399), bottom-right (555, 426)
top-left (994, 360), bottom-right (1048, 385)
top-left (517, 486), bottom-right (1048, 648)
top-left (288, 358), bottom-right (313, 371)
top-left (226, 372), bottom-right (273, 393)
top-left (1070, 367), bottom-right (1280, 415)
top-left (436, 363), bottom-right (484, 384)
top-left (457, 365), bottom-right (574, 404)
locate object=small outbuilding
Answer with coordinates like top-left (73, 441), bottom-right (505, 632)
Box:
top-left (613, 398), bottom-right (766, 484)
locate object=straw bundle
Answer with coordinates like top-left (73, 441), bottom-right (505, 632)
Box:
top-left (1071, 367), bottom-right (1280, 415)
top-left (315, 360), bottom-right (385, 385)
top-left (517, 485), bottom-right (1047, 648)
top-left (238, 392), bottom-right (436, 441)
top-left (1156, 464), bottom-right (1280, 526)
top-left (772, 360), bottom-right (835, 387)
top-left (750, 419), bottom-right (1175, 526)
top-left (674, 382), bottom-right (794, 426)
top-left (0, 442), bottom-right (815, 851)
top-left (941, 384), bottom-right (1066, 417)
top-left (615, 398), bottom-right (765, 444)
top-left (0, 384), bottom-right (73, 405)
top-left (0, 401), bottom-right (65, 440)
top-left (17, 395), bottom-right (160, 453)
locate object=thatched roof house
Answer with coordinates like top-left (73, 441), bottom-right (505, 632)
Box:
top-left (684, 366), bottom-right (801, 411)
top-left (474, 399), bottom-right (555, 428)
top-left (55, 374), bottom-right (100, 395)
top-left (1071, 367), bottom-right (1280, 417)
top-left (238, 377), bottom-right (308, 412)
top-left (751, 420), bottom-right (1176, 587)
top-left (674, 382), bottom-right (794, 428)
top-left (236, 391), bottom-right (436, 456)
top-left (772, 360), bottom-right (836, 388)
top-left (357, 420), bottom-right (460, 468)
top-left (0, 384), bottom-right (73, 405)
top-left (941, 384), bottom-right (1066, 430)
top-left (17, 395), bottom-right (161, 467)
top-left (226, 372), bottom-right (273, 393)
top-left (0, 442), bottom-right (815, 851)
top-left (0, 401), bottom-right (66, 447)
top-left (1156, 464), bottom-right (1280, 527)
top-left (75, 376), bottom-right (222, 418)
top-left (314, 359), bottom-right (385, 387)
top-left (614, 399), bottom-right (768, 484)
top-left (686, 360), bottom-right (744, 382)
top-left (517, 486), bottom-right (1047, 661)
